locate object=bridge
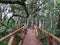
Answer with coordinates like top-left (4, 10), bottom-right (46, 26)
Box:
top-left (0, 25), bottom-right (60, 45)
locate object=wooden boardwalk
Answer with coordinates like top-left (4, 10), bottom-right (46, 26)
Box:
top-left (20, 28), bottom-right (43, 45)
top-left (0, 26), bottom-right (60, 45)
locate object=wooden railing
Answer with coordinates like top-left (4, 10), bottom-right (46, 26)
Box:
top-left (0, 26), bottom-right (27, 45)
top-left (39, 28), bottom-right (60, 45)
top-left (0, 25), bottom-right (60, 45)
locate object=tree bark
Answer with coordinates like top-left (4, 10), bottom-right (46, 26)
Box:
top-left (0, 0), bottom-right (23, 5)
top-left (39, 18), bottom-right (42, 28)
top-left (0, 7), bottom-right (2, 21)
top-left (57, 14), bottom-right (60, 29)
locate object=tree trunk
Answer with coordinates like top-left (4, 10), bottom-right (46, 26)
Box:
top-left (54, 0), bottom-right (57, 6)
top-left (35, 17), bottom-right (38, 25)
top-left (42, 18), bottom-right (44, 29)
top-left (31, 17), bottom-right (33, 26)
top-left (0, 7), bottom-right (2, 21)
top-left (50, 13), bottom-right (53, 29)
top-left (57, 14), bottom-right (60, 29)
top-left (39, 18), bottom-right (42, 28)
top-left (27, 15), bottom-right (31, 26)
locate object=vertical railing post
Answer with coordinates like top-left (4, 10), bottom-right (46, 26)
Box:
top-left (18, 40), bottom-right (23, 45)
top-left (48, 34), bottom-right (57, 45)
top-left (8, 35), bottom-right (16, 45)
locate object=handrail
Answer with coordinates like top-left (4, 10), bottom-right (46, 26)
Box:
top-left (39, 28), bottom-right (60, 43)
top-left (0, 26), bottom-right (26, 43)
top-left (0, 25), bottom-right (60, 45)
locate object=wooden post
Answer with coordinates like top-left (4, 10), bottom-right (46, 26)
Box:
top-left (18, 40), bottom-right (23, 45)
top-left (8, 35), bottom-right (16, 45)
top-left (48, 34), bottom-right (57, 45)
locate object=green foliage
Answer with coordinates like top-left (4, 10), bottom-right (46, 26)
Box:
top-left (42, 38), bottom-right (48, 45)
top-left (0, 26), bottom-right (6, 32)
top-left (10, 4), bottom-right (24, 11)
top-left (8, 18), bottom-right (15, 25)
top-left (0, 0), bottom-right (59, 45)
top-left (57, 0), bottom-right (60, 4)
top-left (0, 39), bottom-right (9, 45)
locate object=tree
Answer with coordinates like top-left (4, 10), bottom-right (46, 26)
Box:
top-left (0, 7), bottom-right (2, 21)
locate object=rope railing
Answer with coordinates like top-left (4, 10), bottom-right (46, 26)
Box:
top-left (0, 26), bottom-right (26, 43)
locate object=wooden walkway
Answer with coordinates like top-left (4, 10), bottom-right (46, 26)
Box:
top-left (21, 28), bottom-right (42, 45)
top-left (0, 26), bottom-right (60, 45)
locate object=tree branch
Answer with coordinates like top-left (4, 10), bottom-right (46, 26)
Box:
top-left (22, 3), bottom-right (29, 17)
top-left (0, 22), bottom-right (8, 28)
top-left (0, 0), bottom-right (29, 18)
top-left (0, 0), bottom-right (23, 5)
top-left (13, 14), bottom-right (26, 18)
top-left (31, 0), bottom-right (46, 14)
top-left (0, 0), bottom-right (30, 18)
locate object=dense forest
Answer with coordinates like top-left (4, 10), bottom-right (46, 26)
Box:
top-left (0, 0), bottom-right (60, 45)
